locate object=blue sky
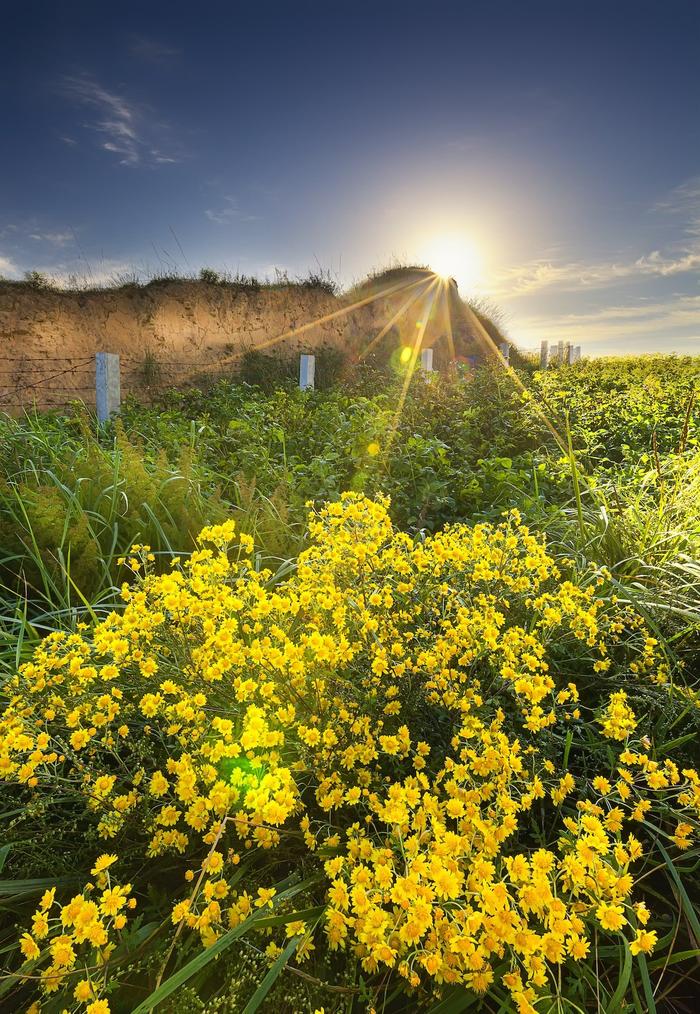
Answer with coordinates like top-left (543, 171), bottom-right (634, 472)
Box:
top-left (1, 0), bottom-right (699, 355)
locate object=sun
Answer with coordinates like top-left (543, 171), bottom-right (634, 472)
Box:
top-left (420, 233), bottom-right (482, 289)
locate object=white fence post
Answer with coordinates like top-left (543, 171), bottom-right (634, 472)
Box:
top-left (540, 340), bottom-right (549, 370)
top-left (299, 353), bottom-right (315, 391)
top-left (95, 352), bottom-right (121, 422)
top-left (420, 347), bottom-right (434, 372)
top-left (499, 341), bottom-right (510, 365)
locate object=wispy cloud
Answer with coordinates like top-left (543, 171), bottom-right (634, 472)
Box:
top-left (513, 294), bottom-right (700, 352)
top-left (654, 174), bottom-right (700, 238)
top-left (491, 176), bottom-right (700, 300)
top-left (654, 175), bottom-right (700, 213)
top-left (204, 197), bottom-right (258, 225)
top-left (130, 36), bottom-right (180, 63)
top-left (22, 258), bottom-right (142, 289)
top-left (28, 230), bottom-right (74, 247)
top-left (491, 249), bottom-right (700, 297)
top-left (62, 74), bottom-right (182, 167)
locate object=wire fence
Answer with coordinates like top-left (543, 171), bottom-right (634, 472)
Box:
top-left (0, 352), bottom-right (256, 414)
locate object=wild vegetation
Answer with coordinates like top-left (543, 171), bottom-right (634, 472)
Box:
top-left (0, 352), bottom-right (698, 1013)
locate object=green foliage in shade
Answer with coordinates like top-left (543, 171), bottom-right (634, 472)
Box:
top-left (0, 416), bottom-right (224, 610)
top-left (130, 877), bottom-right (317, 1014)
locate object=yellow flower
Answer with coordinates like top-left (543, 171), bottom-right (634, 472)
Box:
top-left (39, 887), bottom-right (56, 911)
top-left (149, 771), bottom-right (169, 796)
top-left (70, 729), bottom-right (90, 751)
top-left (86, 1001), bottom-right (111, 1014)
top-left (596, 903), bottom-right (627, 932)
top-left (74, 979), bottom-right (94, 1002)
top-left (630, 929), bottom-right (657, 955)
top-left (50, 934), bottom-right (76, 967)
top-left (91, 854), bottom-right (118, 875)
top-left (19, 933), bottom-right (40, 961)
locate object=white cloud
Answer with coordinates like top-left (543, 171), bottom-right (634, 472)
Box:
top-left (204, 197), bottom-right (258, 225)
top-left (491, 175), bottom-right (700, 300)
top-left (654, 175), bottom-right (700, 214)
top-left (31, 259), bottom-right (140, 289)
top-left (0, 255), bottom-right (19, 278)
top-left (62, 74), bottom-right (181, 168)
top-left (28, 231), bottom-right (74, 247)
top-left (512, 294), bottom-right (700, 352)
top-left (490, 249), bottom-right (700, 298)
top-left (130, 36), bottom-right (180, 63)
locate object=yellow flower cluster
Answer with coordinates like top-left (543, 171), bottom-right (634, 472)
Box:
top-left (2, 493), bottom-right (698, 1009)
top-left (598, 690), bottom-right (638, 740)
top-left (18, 855), bottom-right (134, 1010)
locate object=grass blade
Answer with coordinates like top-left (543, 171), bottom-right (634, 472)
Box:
top-left (131, 876), bottom-right (317, 1013)
top-left (241, 934), bottom-right (299, 1014)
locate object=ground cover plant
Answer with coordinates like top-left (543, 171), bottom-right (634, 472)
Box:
top-left (0, 354), bottom-right (698, 1012)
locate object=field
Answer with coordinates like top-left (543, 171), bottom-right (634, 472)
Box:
top-left (0, 353), bottom-right (699, 1013)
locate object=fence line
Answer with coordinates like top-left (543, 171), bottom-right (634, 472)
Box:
top-left (0, 340), bottom-right (584, 415)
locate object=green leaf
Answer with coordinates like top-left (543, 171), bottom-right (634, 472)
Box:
top-left (241, 934), bottom-right (299, 1014)
top-left (0, 874), bottom-right (82, 897)
top-left (254, 904), bottom-right (325, 929)
top-left (607, 939), bottom-right (633, 1013)
top-left (647, 947), bottom-right (700, 972)
top-left (656, 732), bottom-right (695, 753)
top-left (636, 953), bottom-right (657, 1014)
top-left (131, 875), bottom-right (317, 1013)
top-left (657, 841), bottom-right (700, 943)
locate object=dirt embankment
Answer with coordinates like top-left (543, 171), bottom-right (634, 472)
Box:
top-left (0, 270), bottom-right (480, 409)
top-left (0, 280), bottom-right (358, 408)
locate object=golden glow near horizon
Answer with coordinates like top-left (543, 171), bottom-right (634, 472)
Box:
top-left (419, 233), bottom-right (482, 290)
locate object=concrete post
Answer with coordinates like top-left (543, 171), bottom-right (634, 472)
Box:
top-left (564, 341), bottom-right (573, 365)
top-left (557, 340), bottom-right (564, 365)
top-left (499, 341), bottom-right (510, 365)
top-left (420, 347), bottom-right (434, 372)
top-left (95, 352), bottom-right (121, 422)
top-left (573, 345), bottom-right (581, 363)
top-left (299, 353), bottom-right (315, 391)
top-left (540, 340), bottom-right (549, 370)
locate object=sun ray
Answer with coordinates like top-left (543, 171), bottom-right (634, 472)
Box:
top-left (359, 276), bottom-right (434, 361)
top-left (461, 301), bottom-right (568, 452)
top-left (380, 277), bottom-right (441, 459)
top-left (440, 279), bottom-right (457, 367)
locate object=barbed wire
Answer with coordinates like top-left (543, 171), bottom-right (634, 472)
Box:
top-left (0, 356), bottom-right (94, 363)
top-left (0, 359), bottom-right (94, 398)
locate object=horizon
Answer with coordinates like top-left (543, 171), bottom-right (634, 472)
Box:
top-left (1, 0), bottom-right (699, 357)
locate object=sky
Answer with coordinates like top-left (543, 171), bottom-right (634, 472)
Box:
top-left (1, 0), bottom-right (699, 356)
